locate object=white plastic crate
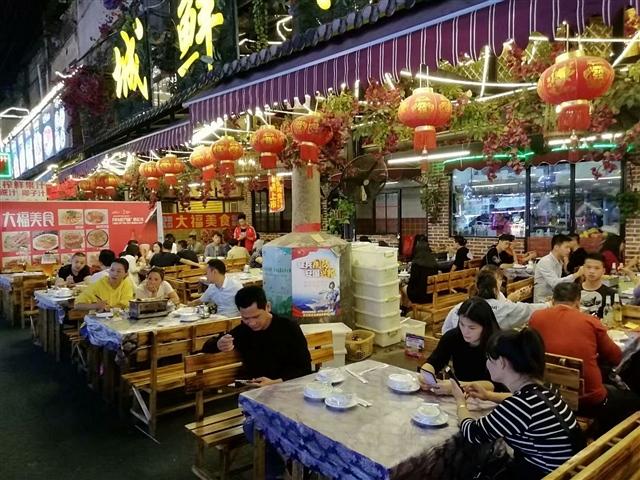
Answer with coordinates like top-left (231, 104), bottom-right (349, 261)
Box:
top-left (300, 323), bottom-right (352, 351)
top-left (353, 293), bottom-right (401, 317)
top-left (351, 245), bottom-right (398, 268)
top-left (324, 349), bottom-right (347, 368)
top-left (355, 323), bottom-right (402, 347)
top-left (353, 308), bottom-right (402, 331)
top-left (352, 264), bottom-right (398, 284)
top-left (353, 279), bottom-right (400, 299)
top-left (400, 318), bottom-right (425, 341)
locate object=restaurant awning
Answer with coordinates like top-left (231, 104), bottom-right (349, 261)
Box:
top-left (185, 0), bottom-right (627, 127)
top-left (57, 120), bottom-right (192, 179)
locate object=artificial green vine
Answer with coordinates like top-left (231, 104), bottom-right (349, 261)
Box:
top-left (616, 190), bottom-right (640, 220)
top-left (253, 0), bottom-right (269, 51)
top-left (419, 170), bottom-right (444, 223)
top-left (327, 197), bottom-right (356, 235)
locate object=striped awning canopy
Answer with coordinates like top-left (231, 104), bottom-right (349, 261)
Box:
top-left (186, 0), bottom-right (631, 127)
top-left (58, 120), bottom-right (191, 179)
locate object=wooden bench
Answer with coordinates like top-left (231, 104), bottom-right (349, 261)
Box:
top-left (464, 258), bottom-right (483, 269)
top-left (544, 353), bottom-right (593, 432)
top-left (543, 411), bottom-right (640, 480)
top-left (178, 267), bottom-right (207, 280)
top-left (183, 330), bottom-right (334, 479)
top-left (622, 304), bottom-right (640, 324)
top-left (169, 277), bottom-right (204, 304)
top-left (507, 277), bottom-right (534, 302)
top-left (122, 320), bottom-right (233, 438)
top-left (63, 309), bottom-right (88, 372)
top-left (223, 258), bottom-right (247, 273)
top-left (20, 277), bottom-right (48, 329)
top-left (411, 268), bottom-right (477, 333)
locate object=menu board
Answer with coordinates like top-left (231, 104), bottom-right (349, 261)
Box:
top-left (0, 201), bottom-right (158, 270)
top-left (0, 180), bottom-right (47, 202)
top-left (291, 247), bottom-right (340, 318)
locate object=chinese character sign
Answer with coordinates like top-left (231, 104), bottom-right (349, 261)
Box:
top-left (0, 180), bottom-right (47, 201)
top-left (291, 247), bottom-right (340, 318)
top-left (0, 201), bottom-right (158, 270)
top-left (112, 18), bottom-right (149, 100)
top-left (176, 0), bottom-right (224, 77)
top-left (162, 212), bottom-right (238, 231)
top-left (0, 152), bottom-right (11, 178)
top-left (268, 175), bottom-right (285, 213)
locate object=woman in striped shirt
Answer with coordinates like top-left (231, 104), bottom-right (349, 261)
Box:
top-left (451, 329), bottom-right (584, 480)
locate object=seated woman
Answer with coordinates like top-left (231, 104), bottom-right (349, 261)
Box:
top-left (135, 267), bottom-right (180, 305)
top-left (406, 238), bottom-right (439, 305)
top-left (449, 235), bottom-right (470, 272)
top-left (600, 234), bottom-right (638, 274)
top-left (452, 329), bottom-right (584, 480)
top-left (442, 269), bottom-right (548, 333)
top-left (419, 296), bottom-right (500, 395)
top-left (75, 258), bottom-right (134, 311)
top-left (121, 243), bottom-right (143, 286)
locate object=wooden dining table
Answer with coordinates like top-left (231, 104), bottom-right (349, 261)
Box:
top-left (0, 272), bottom-right (45, 325)
top-left (239, 360), bottom-right (502, 480)
top-left (33, 289), bottom-right (76, 360)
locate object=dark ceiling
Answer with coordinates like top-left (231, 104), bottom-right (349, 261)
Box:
top-left (0, 0), bottom-right (62, 103)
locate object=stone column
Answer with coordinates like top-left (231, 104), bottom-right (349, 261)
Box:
top-left (292, 165), bottom-right (321, 232)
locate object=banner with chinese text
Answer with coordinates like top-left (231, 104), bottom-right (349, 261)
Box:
top-left (163, 212), bottom-right (239, 245)
top-left (268, 175), bottom-right (285, 213)
top-left (291, 247), bottom-right (340, 318)
top-left (0, 180), bottom-right (47, 202)
top-left (0, 201), bottom-right (158, 269)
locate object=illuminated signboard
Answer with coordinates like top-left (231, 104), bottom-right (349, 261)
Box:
top-left (112, 17), bottom-right (149, 100)
top-left (0, 152), bottom-right (11, 179)
top-left (176, 0), bottom-right (225, 77)
top-left (7, 98), bottom-right (68, 178)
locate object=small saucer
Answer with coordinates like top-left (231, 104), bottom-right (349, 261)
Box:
top-left (412, 412), bottom-right (449, 428)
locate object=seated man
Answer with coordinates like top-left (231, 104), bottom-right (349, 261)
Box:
top-left (204, 231), bottom-right (229, 258)
top-left (226, 238), bottom-right (250, 261)
top-left (55, 252), bottom-right (91, 286)
top-left (192, 259), bottom-right (242, 317)
top-left (86, 249), bottom-right (116, 284)
top-left (149, 240), bottom-right (181, 268)
top-left (75, 258), bottom-right (134, 311)
top-left (483, 234), bottom-right (515, 267)
top-left (176, 239), bottom-right (201, 266)
top-left (533, 234), bottom-right (584, 302)
top-left (580, 253), bottom-right (615, 318)
top-left (203, 286), bottom-right (312, 479)
top-left (530, 283), bottom-right (640, 434)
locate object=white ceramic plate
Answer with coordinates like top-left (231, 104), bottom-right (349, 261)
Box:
top-left (179, 314), bottom-right (200, 323)
top-left (315, 370), bottom-right (346, 384)
top-left (412, 412), bottom-right (449, 427)
top-left (388, 382), bottom-right (420, 393)
top-left (95, 312), bottom-right (113, 318)
top-left (324, 394), bottom-right (358, 410)
top-left (303, 383), bottom-right (334, 401)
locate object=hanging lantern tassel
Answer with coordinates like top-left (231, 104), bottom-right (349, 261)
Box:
top-left (299, 141), bottom-right (320, 178)
top-left (260, 153), bottom-right (278, 170)
top-left (414, 125), bottom-right (437, 152)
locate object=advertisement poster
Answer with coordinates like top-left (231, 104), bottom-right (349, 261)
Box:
top-left (0, 201), bottom-right (158, 270)
top-left (0, 180), bottom-right (47, 202)
top-left (291, 247), bottom-right (340, 318)
top-left (262, 246), bottom-right (293, 317)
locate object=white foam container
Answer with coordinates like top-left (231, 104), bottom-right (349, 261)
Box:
top-left (355, 323), bottom-right (402, 347)
top-left (300, 323), bottom-right (352, 351)
top-left (324, 349), bottom-right (347, 368)
top-left (353, 279), bottom-right (400, 298)
top-left (352, 264), bottom-right (398, 284)
top-left (351, 245), bottom-right (398, 268)
top-left (400, 318), bottom-right (425, 341)
top-left (353, 293), bottom-right (401, 317)
top-left (353, 308), bottom-right (402, 331)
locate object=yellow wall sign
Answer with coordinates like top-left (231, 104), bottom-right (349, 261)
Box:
top-left (112, 18), bottom-right (149, 100)
top-left (177, 0), bottom-right (225, 77)
top-left (268, 175), bottom-right (285, 213)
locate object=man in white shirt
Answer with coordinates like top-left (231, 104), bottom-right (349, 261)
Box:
top-left (534, 234), bottom-right (584, 302)
top-left (192, 259), bottom-right (242, 317)
top-left (86, 249), bottom-right (116, 284)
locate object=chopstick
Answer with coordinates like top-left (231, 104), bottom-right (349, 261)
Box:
top-left (344, 367), bottom-right (368, 384)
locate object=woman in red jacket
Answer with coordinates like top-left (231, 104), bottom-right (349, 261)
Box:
top-left (233, 213), bottom-right (257, 253)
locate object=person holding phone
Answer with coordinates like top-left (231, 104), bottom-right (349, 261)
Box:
top-left (419, 296), bottom-right (501, 395)
top-left (452, 329), bottom-right (584, 480)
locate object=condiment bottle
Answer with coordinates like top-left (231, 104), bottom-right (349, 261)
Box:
top-left (602, 296), bottom-right (614, 328)
top-left (612, 293), bottom-right (623, 327)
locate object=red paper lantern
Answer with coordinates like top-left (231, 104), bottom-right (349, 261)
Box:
top-left (189, 145), bottom-right (215, 169)
top-left (251, 125), bottom-right (287, 170)
top-left (398, 87), bottom-right (452, 153)
top-left (290, 114), bottom-right (333, 176)
top-left (537, 50), bottom-right (614, 132)
top-left (139, 161), bottom-right (161, 191)
top-left (211, 136), bottom-right (244, 177)
top-left (157, 154), bottom-right (185, 187)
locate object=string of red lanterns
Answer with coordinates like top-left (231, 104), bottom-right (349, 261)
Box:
top-left (290, 113), bottom-right (333, 177)
top-left (211, 136), bottom-right (244, 176)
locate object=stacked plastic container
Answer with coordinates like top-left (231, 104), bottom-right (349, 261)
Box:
top-left (351, 243), bottom-right (402, 347)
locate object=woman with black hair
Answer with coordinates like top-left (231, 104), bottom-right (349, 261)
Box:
top-left (449, 235), bottom-right (470, 271)
top-left (419, 297), bottom-right (500, 395)
top-left (600, 234), bottom-right (638, 274)
top-left (453, 329), bottom-right (584, 480)
top-left (406, 238), bottom-right (439, 304)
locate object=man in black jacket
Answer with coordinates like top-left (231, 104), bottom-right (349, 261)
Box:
top-left (203, 286), bottom-right (311, 385)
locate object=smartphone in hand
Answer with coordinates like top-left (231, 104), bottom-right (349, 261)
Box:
top-left (420, 368), bottom-right (438, 386)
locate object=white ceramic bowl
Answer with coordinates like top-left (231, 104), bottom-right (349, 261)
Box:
top-left (415, 404), bottom-right (441, 422)
top-left (55, 288), bottom-right (72, 296)
top-left (303, 382), bottom-right (333, 400)
top-left (325, 392), bottom-right (354, 408)
top-left (387, 373), bottom-right (418, 390)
